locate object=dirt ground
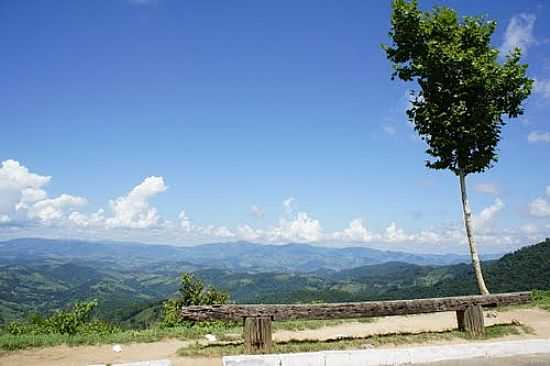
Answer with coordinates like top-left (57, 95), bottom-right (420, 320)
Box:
top-left (2, 308), bottom-right (549, 366)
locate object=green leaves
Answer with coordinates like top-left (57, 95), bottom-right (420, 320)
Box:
top-left (162, 272), bottom-right (229, 327)
top-left (5, 300), bottom-right (118, 336)
top-left (384, 0), bottom-right (532, 175)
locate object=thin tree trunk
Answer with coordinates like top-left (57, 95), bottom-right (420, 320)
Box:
top-left (459, 170), bottom-right (489, 295)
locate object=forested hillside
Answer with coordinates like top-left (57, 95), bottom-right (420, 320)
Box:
top-left (0, 238), bottom-right (548, 327)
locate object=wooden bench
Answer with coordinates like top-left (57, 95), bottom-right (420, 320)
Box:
top-left (180, 291), bottom-right (532, 354)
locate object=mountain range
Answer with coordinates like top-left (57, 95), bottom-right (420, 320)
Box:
top-left (0, 238), bottom-right (497, 272)
top-left (0, 237), bottom-right (547, 328)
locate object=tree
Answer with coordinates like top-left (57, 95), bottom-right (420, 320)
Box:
top-left (162, 272), bottom-right (229, 326)
top-left (384, 0), bottom-right (533, 294)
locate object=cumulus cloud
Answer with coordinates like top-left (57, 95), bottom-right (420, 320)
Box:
top-left (0, 159), bottom-right (87, 225)
top-left (0, 160), bottom-right (50, 218)
top-left (474, 183), bottom-right (499, 195)
top-left (529, 186), bottom-right (550, 217)
top-left (270, 212), bottom-right (323, 242)
top-left (106, 176), bottom-right (167, 229)
top-left (334, 218), bottom-right (377, 242)
top-left (473, 198), bottom-right (505, 231)
top-left (1, 159), bottom-right (547, 252)
top-left (528, 131), bottom-right (550, 144)
top-left (178, 210), bottom-right (192, 232)
top-left (28, 194), bottom-right (87, 223)
top-left (383, 222), bottom-right (411, 242)
top-left (500, 14), bottom-right (536, 56)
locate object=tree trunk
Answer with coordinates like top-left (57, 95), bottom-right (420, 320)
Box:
top-left (459, 170), bottom-right (489, 295)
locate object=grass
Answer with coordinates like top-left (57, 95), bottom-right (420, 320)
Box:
top-left (532, 290), bottom-right (550, 311)
top-left (0, 318), bottom-right (374, 352)
top-left (0, 324), bottom-right (241, 352)
top-left (176, 323), bottom-right (531, 357)
top-left (272, 317), bottom-right (374, 332)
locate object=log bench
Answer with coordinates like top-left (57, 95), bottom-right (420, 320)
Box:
top-left (180, 291), bottom-right (532, 354)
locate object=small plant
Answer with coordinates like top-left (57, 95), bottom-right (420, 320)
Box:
top-left (5, 300), bottom-right (119, 336)
top-left (532, 290), bottom-right (550, 311)
top-left (162, 272), bottom-right (229, 327)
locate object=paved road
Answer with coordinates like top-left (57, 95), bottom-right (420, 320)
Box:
top-left (417, 354), bottom-right (550, 366)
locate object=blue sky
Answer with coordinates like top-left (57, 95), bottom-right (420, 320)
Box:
top-left (1, 0), bottom-right (549, 254)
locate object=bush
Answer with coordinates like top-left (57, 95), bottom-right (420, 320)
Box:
top-left (4, 300), bottom-right (120, 336)
top-left (532, 290), bottom-right (550, 310)
top-left (162, 272), bottom-right (229, 327)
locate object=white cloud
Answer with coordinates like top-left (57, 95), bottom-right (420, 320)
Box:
top-left (202, 225), bottom-right (235, 238)
top-left (473, 198), bottom-right (505, 231)
top-left (178, 210), bottom-right (192, 232)
top-left (383, 222), bottom-right (411, 242)
top-left (0, 160), bottom-right (50, 217)
top-left (534, 78), bottom-right (550, 101)
top-left (28, 194), bottom-right (87, 223)
top-left (106, 176), bottom-right (167, 229)
top-left (270, 212), bottom-right (323, 243)
top-left (250, 205), bottom-right (264, 218)
top-left (528, 131), bottom-right (550, 143)
top-left (529, 186), bottom-right (550, 217)
top-left (334, 218), bottom-right (377, 242)
top-left (474, 183), bottom-right (499, 195)
top-left (1, 159), bottom-right (548, 252)
top-left (237, 224), bottom-right (261, 241)
top-left (500, 13), bottom-right (536, 56)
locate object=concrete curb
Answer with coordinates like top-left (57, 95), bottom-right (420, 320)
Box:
top-left (223, 339), bottom-right (550, 366)
top-left (89, 360), bottom-right (171, 366)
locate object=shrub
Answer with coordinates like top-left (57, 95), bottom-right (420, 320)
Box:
top-left (162, 272), bottom-right (229, 327)
top-left (4, 300), bottom-right (120, 336)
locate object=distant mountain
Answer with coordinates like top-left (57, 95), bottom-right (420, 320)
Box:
top-left (4, 237), bottom-right (544, 327)
top-left (0, 239), bottom-right (548, 327)
top-left (0, 238), bottom-right (491, 273)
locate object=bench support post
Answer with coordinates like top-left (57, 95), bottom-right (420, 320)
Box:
top-left (456, 304), bottom-right (485, 336)
top-left (243, 316), bottom-right (272, 354)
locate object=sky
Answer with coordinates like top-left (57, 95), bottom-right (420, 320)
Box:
top-left (1, 0), bottom-right (549, 254)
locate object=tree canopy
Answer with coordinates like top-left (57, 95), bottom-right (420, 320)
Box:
top-left (384, 0), bottom-right (533, 175)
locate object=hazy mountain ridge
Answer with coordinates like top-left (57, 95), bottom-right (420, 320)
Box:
top-left (0, 238), bottom-right (494, 273)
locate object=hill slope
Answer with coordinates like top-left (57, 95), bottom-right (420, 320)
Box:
top-left (0, 238), bottom-right (547, 326)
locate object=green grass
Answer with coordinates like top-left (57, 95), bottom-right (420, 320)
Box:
top-left (176, 323), bottom-right (529, 357)
top-left (0, 318), bottom-right (375, 352)
top-left (0, 324), bottom-right (242, 352)
top-left (532, 290), bottom-right (550, 311)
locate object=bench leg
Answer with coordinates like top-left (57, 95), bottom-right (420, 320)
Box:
top-left (456, 310), bottom-right (465, 331)
top-left (243, 317), bottom-right (272, 354)
top-left (456, 305), bottom-right (485, 336)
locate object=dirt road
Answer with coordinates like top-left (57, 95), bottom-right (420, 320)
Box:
top-left (2, 308), bottom-right (549, 366)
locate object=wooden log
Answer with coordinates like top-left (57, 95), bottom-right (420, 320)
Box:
top-left (456, 310), bottom-right (465, 331)
top-left (180, 292), bottom-right (531, 322)
top-left (243, 317), bottom-right (272, 354)
top-left (462, 304), bottom-right (485, 336)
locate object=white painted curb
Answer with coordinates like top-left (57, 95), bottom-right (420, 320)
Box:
top-left (89, 360), bottom-right (171, 366)
top-left (223, 339), bottom-right (550, 366)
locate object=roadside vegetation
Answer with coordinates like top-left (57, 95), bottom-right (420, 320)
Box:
top-left (177, 323), bottom-right (531, 357)
top-left (2, 274), bottom-right (548, 352)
